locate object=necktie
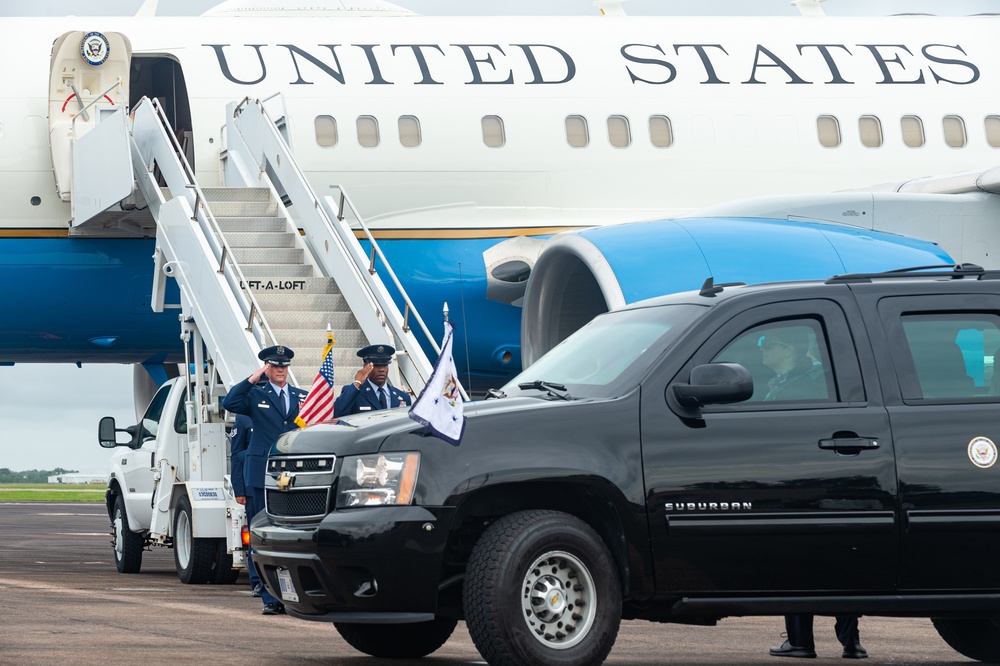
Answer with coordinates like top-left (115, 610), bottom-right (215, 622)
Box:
top-left (279, 389), bottom-right (287, 415)
top-left (379, 388), bottom-right (387, 409)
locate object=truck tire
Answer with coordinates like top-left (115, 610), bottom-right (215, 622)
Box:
top-left (932, 618), bottom-right (1000, 663)
top-left (173, 494), bottom-right (215, 584)
top-left (334, 618), bottom-right (457, 658)
top-left (210, 539), bottom-right (240, 585)
top-left (464, 510), bottom-right (622, 666)
top-left (112, 494), bottom-right (143, 574)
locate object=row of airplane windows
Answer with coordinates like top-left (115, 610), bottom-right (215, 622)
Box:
top-left (314, 113), bottom-right (1000, 150)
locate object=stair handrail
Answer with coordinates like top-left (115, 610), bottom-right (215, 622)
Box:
top-left (129, 96), bottom-right (297, 388)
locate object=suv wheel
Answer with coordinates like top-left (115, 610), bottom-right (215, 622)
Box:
top-left (464, 510), bottom-right (622, 666)
top-left (932, 618), bottom-right (1000, 663)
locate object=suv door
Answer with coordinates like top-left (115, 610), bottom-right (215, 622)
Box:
top-left (873, 293), bottom-right (1000, 590)
top-left (643, 297), bottom-right (898, 594)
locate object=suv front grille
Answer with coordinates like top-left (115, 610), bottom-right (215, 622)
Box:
top-left (266, 488), bottom-right (330, 518)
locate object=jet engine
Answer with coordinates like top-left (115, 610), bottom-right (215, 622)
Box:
top-left (519, 215), bottom-right (952, 365)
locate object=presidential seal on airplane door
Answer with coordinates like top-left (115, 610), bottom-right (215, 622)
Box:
top-left (81, 31), bottom-right (110, 66)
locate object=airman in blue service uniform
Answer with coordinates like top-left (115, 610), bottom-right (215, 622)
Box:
top-left (333, 344), bottom-right (411, 416)
top-left (227, 413), bottom-right (260, 595)
top-left (222, 345), bottom-right (307, 615)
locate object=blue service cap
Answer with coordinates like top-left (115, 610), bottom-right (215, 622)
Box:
top-left (259, 345), bottom-right (294, 366)
top-left (358, 344), bottom-right (395, 365)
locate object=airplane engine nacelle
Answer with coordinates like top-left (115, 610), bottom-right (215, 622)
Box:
top-left (520, 216), bottom-right (953, 366)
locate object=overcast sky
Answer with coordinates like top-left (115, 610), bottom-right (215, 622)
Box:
top-left (1, 0), bottom-right (996, 473)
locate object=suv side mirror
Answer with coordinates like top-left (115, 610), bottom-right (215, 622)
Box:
top-left (98, 416), bottom-right (133, 449)
top-left (671, 362), bottom-right (754, 415)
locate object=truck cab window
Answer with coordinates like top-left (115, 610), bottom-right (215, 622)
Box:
top-left (140, 383), bottom-right (171, 443)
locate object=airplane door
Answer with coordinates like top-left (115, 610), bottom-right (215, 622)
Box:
top-left (48, 30), bottom-right (134, 224)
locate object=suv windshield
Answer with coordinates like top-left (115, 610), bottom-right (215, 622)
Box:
top-left (502, 303), bottom-right (706, 398)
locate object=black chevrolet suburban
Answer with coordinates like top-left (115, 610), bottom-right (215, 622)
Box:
top-left (251, 265), bottom-right (1000, 666)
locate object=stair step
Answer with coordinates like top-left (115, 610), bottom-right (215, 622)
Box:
top-left (208, 200), bottom-right (278, 218)
top-left (202, 187), bottom-right (271, 202)
top-left (270, 328), bottom-right (369, 351)
top-left (245, 278), bottom-right (340, 296)
top-left (224, 232), bottom-right (297, 248)
top-left (216, 217), bottom-right (287, 233)
top-left (254, 292), bottom-right (349, 311)
top-left (232, 247), bottom-right (304, 264)
top-left (239, 264), bottom-right (314, 279)
top-left (265, 310), bottom-right (361, 330)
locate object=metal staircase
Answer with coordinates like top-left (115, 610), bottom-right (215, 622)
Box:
top-left (115, 94), bottom-right (435, 405)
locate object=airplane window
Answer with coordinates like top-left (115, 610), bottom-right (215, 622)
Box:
top-left (314, 115), bottom-right (338, 148)
top-left (649, 115), bottom-right (673, 148)
top-left (398, 115), bottom-right (421, 148)
top-left (608, 115), bottom-right (631, 148)
top-left (943, 115), bottom-right (967, 148)
top-left (985, 115), bottom-right (1000, 148)
top-left (816, 115), bottom-right (840, 148)
top-left (482, 115), bottom-right (505, 148)
top-left (357, 115), bottom-right (380, 148)
top-left (566, 115), bottom-right (589, 148)
top-left (901, 115), bottom-right (925, 148)
top-left (859, 115), bottom-right (883, 148)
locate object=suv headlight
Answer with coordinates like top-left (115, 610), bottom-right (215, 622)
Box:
top-left (336, 452), bottom-right (420, 507)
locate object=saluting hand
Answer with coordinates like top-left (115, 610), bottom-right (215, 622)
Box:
top-left (354, 362), bottom-right (373, 385)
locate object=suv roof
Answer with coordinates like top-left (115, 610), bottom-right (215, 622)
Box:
top-left (624, 263), bottom-right (999, 312)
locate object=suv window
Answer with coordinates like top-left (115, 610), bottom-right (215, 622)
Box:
top-left (901, 314), bottom-right (1000, 399)
top-left (713, 319), bottom-right (833, 403)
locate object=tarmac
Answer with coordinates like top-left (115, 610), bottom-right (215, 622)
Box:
top-left (0, 502), bottom-right (974, 665)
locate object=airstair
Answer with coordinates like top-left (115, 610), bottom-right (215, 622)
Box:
top-left (68, 88), bottom-right (436, 404)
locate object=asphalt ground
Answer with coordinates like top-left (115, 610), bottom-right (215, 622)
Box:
top-left (0, 502), bottom-right (975, 665)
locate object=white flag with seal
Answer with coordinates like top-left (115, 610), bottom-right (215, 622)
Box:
top-left (408, 322), bottom-right (466, 446)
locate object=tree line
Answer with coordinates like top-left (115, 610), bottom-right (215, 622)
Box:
top-left (0, 468), bottom-right (79, 484)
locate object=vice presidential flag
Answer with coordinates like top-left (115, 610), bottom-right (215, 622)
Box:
top-left (408, 322), bottom-right (466, 446)
top-left (294, 331), bottom-right (336, 428)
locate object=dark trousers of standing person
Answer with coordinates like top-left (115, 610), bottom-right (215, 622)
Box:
top-left (786, 614), bottom-right (860, 650)
top-left (246, 486), bottom-right (280, 607)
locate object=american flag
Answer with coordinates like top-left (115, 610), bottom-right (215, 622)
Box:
top-left (294, 332), bottom-right (335, 428)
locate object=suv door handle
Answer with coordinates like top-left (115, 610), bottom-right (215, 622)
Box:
top-left (818, 437), bottom-right (879, 451)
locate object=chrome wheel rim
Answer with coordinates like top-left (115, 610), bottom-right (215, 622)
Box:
top-left (520, 550), bottom-right (597, 650)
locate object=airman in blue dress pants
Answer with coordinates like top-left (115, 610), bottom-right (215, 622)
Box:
top-left (222, 345), bottom-right (307, 615)
top-left (227, 413), bottom-right (258, 594)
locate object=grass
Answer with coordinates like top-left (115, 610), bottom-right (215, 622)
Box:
top-left (0, 483), bottom-right (105, 503)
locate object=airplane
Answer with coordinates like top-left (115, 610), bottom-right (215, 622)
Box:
top-left (3, 0), bottom-right (999, 399)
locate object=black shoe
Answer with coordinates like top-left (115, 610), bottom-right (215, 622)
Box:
top-left (261, 602), bottom-right (285, 615)
top-left (251, 583), bottom-right (262, 598)
top-left (842, 644), bottom-right (868, 659)
top-left (769, 640), bottom-right (817, 658)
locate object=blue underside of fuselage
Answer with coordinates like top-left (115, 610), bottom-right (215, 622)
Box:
top-left (0, 237), bottom-right (182, 365)
top-left (0, 236), bottom-right (524, 391)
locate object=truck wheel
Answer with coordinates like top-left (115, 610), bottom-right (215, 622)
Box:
top-left (112, 494), bottom-right (143, 574)
top-left (334, 618), bottom-right (458, 658)
top-left (932, 618), bottom-right (1000, 662)
top-left (464, 510), bottom-right (622, 666)
top-left (210, 539), bottom-right (240, 584)
top-left (173, 494), bottom-right (215, 584)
